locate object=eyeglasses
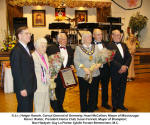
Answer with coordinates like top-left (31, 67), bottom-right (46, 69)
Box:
top-left (21, 32), bottom-right (32, 36)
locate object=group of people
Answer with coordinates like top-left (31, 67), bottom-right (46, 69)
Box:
top-left (10, 26), bottom-right (133, 113)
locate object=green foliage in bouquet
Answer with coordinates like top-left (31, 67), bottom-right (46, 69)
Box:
top-left (0, 35), bottom-right (16, 52)
top-left (129, 12), bottom-right (148, 37)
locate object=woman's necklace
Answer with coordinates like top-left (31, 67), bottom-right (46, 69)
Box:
top-left (80, 45), bottom-right (95, 61)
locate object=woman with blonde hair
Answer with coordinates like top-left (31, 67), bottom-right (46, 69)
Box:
top-left (32, 38), bottom-right (50, 112)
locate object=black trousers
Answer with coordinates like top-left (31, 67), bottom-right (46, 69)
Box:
top-left (95, 66), bottom-right (110, 107)
top-left (111, 74), bottom-right (127, 108)
top-left (78, 76), bottom-right (99, 112)
top-left (16, 92), bottom-right (34, 112)
top-left (51, 77), bottom-right (66, 112)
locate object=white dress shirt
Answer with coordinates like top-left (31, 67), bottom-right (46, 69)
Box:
top-left (116, 43), bottom-right (124, 58)
top-left (19, 41), bottom-right (30, 55)
top-left (59, 46), bottom-right (68, 68)
top-left (94, 40), bottom-right (103, 50)
top-left (94, 40), bottom-right (103, 68)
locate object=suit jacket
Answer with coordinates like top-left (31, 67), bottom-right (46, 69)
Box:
top-left (107, 41), bottom-right (131, 77)
top-left (46, 44), bottom-right (74, 68)
top-left (32, 51), bottom-right (50, 93)
top-left (10, 42), bottom-right (37, 95)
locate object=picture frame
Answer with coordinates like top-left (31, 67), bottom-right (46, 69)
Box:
top-left (59, 68), bottom-right (77, 88)
top-left (75, 10), bottom-right (88, 25)
top-left (32, 10), bottom-right (46, 27)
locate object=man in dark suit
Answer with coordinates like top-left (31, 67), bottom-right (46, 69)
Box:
top-left (108, 29), bottom-right (131, 112)
top-left (92, 29), bottom-right (111, 110)
top-left (46, 32), bottom-right (74, 112)
top-left (10, 26), bottom-right (37, 112)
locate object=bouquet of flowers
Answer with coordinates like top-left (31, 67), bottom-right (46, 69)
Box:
top-left (48, 52), bottom-right (63, 100)
top-left (79, 48), bottom-right (115, 83)
top-left (95, 48), bottom-right (116, 64)
top-left (0, 36), bottom-right (16, 52)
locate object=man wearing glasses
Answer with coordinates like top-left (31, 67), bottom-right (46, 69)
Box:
top-left (10, 26), bottom-right (37, 112)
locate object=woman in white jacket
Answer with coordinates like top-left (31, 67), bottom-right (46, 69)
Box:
top-left (32, 38), bottom-right (50, 112)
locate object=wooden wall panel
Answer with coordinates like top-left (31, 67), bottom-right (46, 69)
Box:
top-left (7, 4), bottom-right (23, 35)
top-left (97, 7), bottom-right (111, 22)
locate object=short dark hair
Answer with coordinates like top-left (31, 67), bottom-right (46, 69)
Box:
top-left (15, 26), bottom-right (28, 39)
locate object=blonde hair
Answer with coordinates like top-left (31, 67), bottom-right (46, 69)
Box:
top-left (34, 38), bottom-right (47, 49)
top-left (81, 31), bottom-right (92, 44)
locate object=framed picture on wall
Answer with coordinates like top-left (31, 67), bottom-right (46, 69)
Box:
top-left (32, 10), bottom-right (46, 27)
top-left (75, 10), bottom-right (88, 25)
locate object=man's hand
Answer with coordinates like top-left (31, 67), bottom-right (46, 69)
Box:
top-left (20, 89), bottom-right (27, 97)
top-left (70, 65), bottom-right (75, 70)
top-left (118, 65), bottom-right (128, 74)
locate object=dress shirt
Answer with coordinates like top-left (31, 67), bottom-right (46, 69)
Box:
top-left (94, 40), bottom-right (103, 50)
top-left (19, 41), bottom-right (30, 55)
top-left (59, 45), bottom-right (68, 68)
top-left (94, 40), bottom-right (103, 68)
top-left (116, 42), bottom-right (124, 58)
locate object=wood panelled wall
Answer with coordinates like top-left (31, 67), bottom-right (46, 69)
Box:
top-left (7, 4), bottom-right (23, 35)
top-left (134, 49), bottom-right (150, 78)
top-left (97, 7), bottom-right (111, 22)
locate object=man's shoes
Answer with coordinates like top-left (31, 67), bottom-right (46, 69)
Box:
top-left (102, 104), bottom-right (112, 110)
top-left (118, 106), bottom-right (128, 111)
top-left (127, 78), bottom-right (133, 82)
top-left (94, 106), bottom-right (99, 111)
top-left (112, 107), bottom-right (117, 112)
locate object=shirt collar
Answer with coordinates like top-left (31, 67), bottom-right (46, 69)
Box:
top-left (94, 40), bottom-right (102, 43)
top-left (19, 41), bottom-right (27, 49)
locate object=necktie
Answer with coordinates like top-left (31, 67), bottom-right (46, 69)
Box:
top-left (114, 42), bottom-right (121, 45)
top-left (95, 42), bottom-right (102, 45)
top-left (59, 46), bottom-right (66, 49)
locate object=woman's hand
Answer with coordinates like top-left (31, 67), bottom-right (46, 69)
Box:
top-left (83, 68), bottom-right (90, 75)
top-left (94, 64), bottom-right (102, 70)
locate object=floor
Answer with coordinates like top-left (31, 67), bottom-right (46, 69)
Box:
top-left (0, 76), bottom-right (150, 112)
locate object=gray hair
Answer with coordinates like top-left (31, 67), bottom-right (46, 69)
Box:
top-left (57, 33), bottom-right (67, 42)
top-left (34, 38), bottom-right (47, 49)
top-left (81, 31), bottom-right (92, 44)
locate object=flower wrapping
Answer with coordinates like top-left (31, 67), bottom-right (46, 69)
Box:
top-left (95, 48), bottom-right (116, 64)
top-left (48, 52), bottom-right (63, 100)
top-left (48, 52), bottom-right (64, 78)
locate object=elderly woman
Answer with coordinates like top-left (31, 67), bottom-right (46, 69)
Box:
top-left (74, 31), bottom-right (101, 112)
top-left (32, 38), bottom-right (50, 112)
